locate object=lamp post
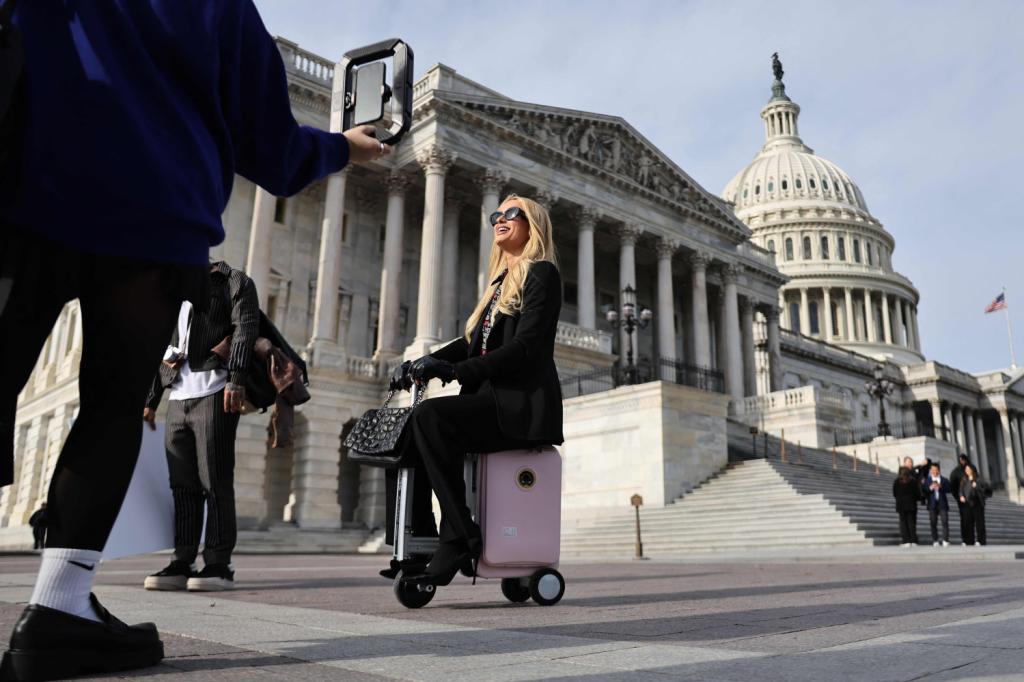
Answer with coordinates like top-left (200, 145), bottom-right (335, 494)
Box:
top-left (606, 284), bottom-right (652, 385)
top-left (865, 364), bottom-right (895, 438)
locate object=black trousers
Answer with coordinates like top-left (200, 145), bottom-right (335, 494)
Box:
top-left (165, 389), bottom-right (240, 565)
top-left (898, 509), bottom-right (918, 544)
top-left (929, 506), bottom-right (949, 542)
top-left (0, 229), bottom-right (200, 551)
top-left (956, 501), bottom-right (967, 543)
top-left (961, 505), bottom-right (987, 545)
top-left (385, 392), bottom-right (529, 546)
top-left (32, 527), bottom-right (45, 550)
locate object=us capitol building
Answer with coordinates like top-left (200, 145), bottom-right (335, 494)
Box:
top-left (2, 43), bottom-right (1021, 549)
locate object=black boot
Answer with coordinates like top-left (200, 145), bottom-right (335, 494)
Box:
top-left (0, 594), bottom-right (163, 681)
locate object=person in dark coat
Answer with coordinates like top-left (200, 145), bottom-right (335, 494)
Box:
top-left (27, 503), bottom-right (47, 550)
top-left (923, 462), bottom-right (952, 546)
top-left (893, 467), bottom-right (922, 546)
top-left (389, 195), bottom-right (563, 587)
top-left (949, 453), bottom-right (972, 543)
top-left (958, 464), bottom-right (991, 545)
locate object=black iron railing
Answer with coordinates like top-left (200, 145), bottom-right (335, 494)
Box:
top-left (833, 420), bottom-right (922, 446)
top-left (561, 357), bottom-right (725, 399)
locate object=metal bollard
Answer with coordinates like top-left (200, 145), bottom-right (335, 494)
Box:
top-left (875, 452), bottom-right (880, 475)
top-left (797, 441), bottom-right (803, 464)
top-left (780, 429), bottom-right (786, 462)
top-left (631, 494), bottom-right (645, 560)
top-left (832, 446), bottom-right (837, 470)
top-left (853, 450), bottom-right (858, 471)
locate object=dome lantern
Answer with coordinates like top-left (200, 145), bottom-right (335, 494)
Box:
top-left (760, 54), bottom-right (810, 154)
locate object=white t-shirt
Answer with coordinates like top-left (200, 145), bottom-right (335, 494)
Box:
top-left (167, 301), bottom-right (229, 401)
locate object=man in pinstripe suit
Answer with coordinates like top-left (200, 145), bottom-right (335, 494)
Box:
top-left (142, 261), bottom-right (258, 592)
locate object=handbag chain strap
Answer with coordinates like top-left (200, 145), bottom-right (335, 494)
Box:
top-left (380, 385), bottom-right (427, 410)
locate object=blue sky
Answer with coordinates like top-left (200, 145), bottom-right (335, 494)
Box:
top-left (254, 0), bottom-right (1024, 374)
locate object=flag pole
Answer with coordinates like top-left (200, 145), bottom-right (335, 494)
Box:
top-left (1004, 287), bottom-right (1017, 369)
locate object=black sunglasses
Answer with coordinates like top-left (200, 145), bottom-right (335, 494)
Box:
top-left (489, 206), bottom-right (526, 226)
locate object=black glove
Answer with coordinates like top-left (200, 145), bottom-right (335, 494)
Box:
top-left (410, 356), bottom-right (458, 386)
top-left (389, 360), bottom-right (413, 391)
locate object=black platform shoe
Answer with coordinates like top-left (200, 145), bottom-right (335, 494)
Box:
top-left (0, 594), bottom-right (163, 681)
top-left (402, 539), bottom-right (482, 587)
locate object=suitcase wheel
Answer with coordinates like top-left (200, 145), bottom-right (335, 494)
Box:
top-left (529, 569), bottom-right (565, 606)
top-left (500, 578), bottom-right (531, 603)
top-left (393, 573), bottom-right (436, 609)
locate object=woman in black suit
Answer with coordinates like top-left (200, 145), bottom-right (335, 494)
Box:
top-left (892, 466), bottom-right (922, 546)
top-left (391, 194), bottom-right (563, 586)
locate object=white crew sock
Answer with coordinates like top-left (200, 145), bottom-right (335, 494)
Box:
top-left (29, 548), bottom-right (103, 622)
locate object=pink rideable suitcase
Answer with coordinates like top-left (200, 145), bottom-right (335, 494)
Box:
top-left (475, 446), bottom-right (565, 605)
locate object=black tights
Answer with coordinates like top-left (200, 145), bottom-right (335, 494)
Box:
top-left (0, 230), bottom-right (200, 551)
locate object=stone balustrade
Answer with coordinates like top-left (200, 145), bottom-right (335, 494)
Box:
top-left (555, 321), bottom-right (613, 354)
top-left (345, 355), bottom-right (380, 380)
top-left (275, 38), bottom-right (334, 86)
top-left (734, 385), bottom-right (848, 417)
top-left (738, 241), bottom-right (776, 268)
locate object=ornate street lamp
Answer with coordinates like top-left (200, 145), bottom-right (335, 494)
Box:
top-left (606, 284), bottom-right (652, 385)
top-left (865, 364), bottom-right (895, 438)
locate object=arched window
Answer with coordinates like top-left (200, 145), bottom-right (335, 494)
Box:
top-left (831, 302), bottom-right (840, 336)
top-left (853, 239), bottom-right (862, 263)
top-left (755, 184), bottom-right (761, 195)
top-left (795, 177), bottom-right (802, 189)
top-left (809, 302), bottom-right (820, 335)
top-left (767, 181), bottom-right (774, 192)
top-left (767, 239), bottom-right (776, 254)
top-left (781, 179), bottom-right (788, 190)
top-left (785, 238), bottom-right (794, 261)
top-left (866, 242), bottom-right (873, 266)
top-left (802, 236), bottom-right (812, 260)
top-left (822, 178), bottom-right (829, 190)
top-left (790, 302), bottom-right (801, 334)
top-left (820, 236), bottom-right (830, 260)
top-left (838, 237), bottom-right (846, 261)
top-left (743, 188), bottom-right (748, 198)
top-left (809, 177), bottom-right (816, 189)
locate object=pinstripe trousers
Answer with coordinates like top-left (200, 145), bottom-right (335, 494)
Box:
top-left (165, 389), bottom-right (240, 565)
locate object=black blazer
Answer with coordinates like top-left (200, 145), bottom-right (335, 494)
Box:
top-left (893, 477), bottom-right (922, 513)
top-left (431, 260), bottom-right (563, 445)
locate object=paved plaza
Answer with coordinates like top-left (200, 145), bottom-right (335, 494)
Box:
top-left (1, 551), bottom-right (1023, 680)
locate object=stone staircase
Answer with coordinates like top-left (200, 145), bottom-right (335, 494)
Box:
top-left (561, 434), bottom-right (1024, 559)
top-left (235, 524), bottom-right (377, 554)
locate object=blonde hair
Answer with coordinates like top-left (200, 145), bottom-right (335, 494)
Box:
top-left (464, 194), bottom-right (558, 340)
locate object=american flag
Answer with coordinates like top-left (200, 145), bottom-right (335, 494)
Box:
top-left (985, 293), bottom-right (1007, 314)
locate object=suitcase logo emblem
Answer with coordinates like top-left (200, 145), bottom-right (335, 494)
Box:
top-left (516, 468), bottom-right (536, 490)
top-left (502, 527), bottom-right (518, 537)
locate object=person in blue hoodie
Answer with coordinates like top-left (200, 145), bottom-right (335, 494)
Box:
top-left (923, 462), bottom-right (952, 547)
top-left (0, 3), bottom-right (388, 679)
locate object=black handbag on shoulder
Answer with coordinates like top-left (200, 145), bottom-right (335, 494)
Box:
top-left (344, 388), bottom-right (425, 468)
top-left (0, 0), bottom-right (24, 174)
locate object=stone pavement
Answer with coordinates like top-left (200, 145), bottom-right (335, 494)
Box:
top-left (0, 550), bottom-right (1022, 680)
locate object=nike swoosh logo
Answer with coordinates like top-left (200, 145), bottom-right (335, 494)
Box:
top-left (68, 560), bottom-right (95, 571)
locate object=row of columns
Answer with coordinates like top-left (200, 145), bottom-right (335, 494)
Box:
top-left (783, 285), bottom-right (921, 351)
top-left (930, 400), bottom-right (1024, 497)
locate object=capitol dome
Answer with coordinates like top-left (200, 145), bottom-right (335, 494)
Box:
top-left (721, 59), bottom-right (924, 366)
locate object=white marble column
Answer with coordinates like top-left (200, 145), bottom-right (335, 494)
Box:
top-left (778, 291), bottom-right (788, 330)
top-left (823, 288), bottom-right (834, 342)
top-left (864, 289), bottom-right (878, 343)
top-left (930, 400), bottom-right (945, 440)
top-left (534, 189), bottom-right (559, 212)
top-left (407, 145), bottom-right (457, 359)
top-left (766, 306), bottom-right (783, 392)
top-left (910, 306), bottom-right (921, 351)
top-left (656, 239), bottom-right (678, 378)
top-left (739, 299), bottom-right (756, 397)
top-left (246, 186), bottom-right (276, 309)
top-left (722, 265), bottom-right (744, 401)
top-left (475, 170), bottom-right (508, 297)
top-left (690, 252), bottom-right (712, 368)
top-left (881, 292), bottom-right (893, 344)
top-left (844, 287), bottom-right (856, 341)
top-left (894, 297), bottom-right (906, 346)
top-left (440, 197), bottom-right (463, 340)
top-left (374, 171), bottom-right (409, 358)
top-left (954, 405), bottom-right (966, 453)
top-left (576, 208), bottom-right (600, 330)
top-left (1000, 410), bottom-right (1022, 501)
top-left (975, 412), bottom-right (990, 480)
top-left (798, 288), bottom-right (810, 336)
top-left (617, 225), bottom-right (640, 364)
top-left (308, 170), bottom-right (349, 359)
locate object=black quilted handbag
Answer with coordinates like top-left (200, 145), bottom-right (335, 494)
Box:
top-left (344, 388), bottom-right (425, 467)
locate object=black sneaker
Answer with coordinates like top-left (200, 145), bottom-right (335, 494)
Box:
top-left (143, 560), bottom-right (195, 591)
top-left (186, 563), bottom-right (234, 592)
top-left (0, 593), bottom-right (163, 681)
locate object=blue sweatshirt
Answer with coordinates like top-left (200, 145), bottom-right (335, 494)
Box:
top-left (3, 1), bottom-right (349, 265)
